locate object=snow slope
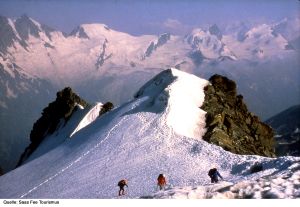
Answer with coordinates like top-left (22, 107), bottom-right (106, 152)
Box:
top-left (24, 103), bottom-right (103, 164)
top-left (0, 68), bottom-right (299, 199)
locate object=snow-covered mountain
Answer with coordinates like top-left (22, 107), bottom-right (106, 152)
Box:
top-left (0, 14), bottom-right (299, 174)
top-left (266, 105), bottom-right (300, 157)
top-left (0, 55), bottom-right (55, 172)
top-left (1, 15), bottom-right (296, 85)
top-left (187, 28), bottom-right (237, 63)
top-left (0, 69), bottom-right (299, 199)
top-left (222, 23), bottom-right (293, 60)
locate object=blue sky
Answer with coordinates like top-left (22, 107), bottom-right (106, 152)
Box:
top-left (0, 0), bottom-right (299, 35)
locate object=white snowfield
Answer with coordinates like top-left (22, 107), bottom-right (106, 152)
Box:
top-left (0, 68), bottom-right (299, 199)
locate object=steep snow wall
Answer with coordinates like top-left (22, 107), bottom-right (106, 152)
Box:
top-left (135, 68), bottom-right (208, 139)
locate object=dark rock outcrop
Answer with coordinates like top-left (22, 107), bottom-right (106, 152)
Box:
top-left (99, 102), bottom-right (114, 117)
top-left (156, 33), bottom-right (171, 48)
top-left (41, 24), bottom-right (56, 41)
top-left (95, 39), bottom-right (112, 69)
top-left (0, 16), bottom-right (19, 53)
top-left (201, 74), bottom-right (275, 157)
top-left (16, 87), bottom-right (88, 167)
top-left (69, 26), bottom-right (89, 39)
top-left (144, 42), bottom-right (155, 58)
top-left (0, 14), bottom-right (56, 54)
top-left (143, 33), bottom-right (171, 59)
top-left (15, 14), bottom-right (41, 40)
top-left (266, 105), bottom-right (300, 156)
top-left (209, 24), bottom-right (222, 40)
top-left (250, 162), bottom-right (264, 174)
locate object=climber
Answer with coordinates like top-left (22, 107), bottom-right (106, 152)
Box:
top-left (208, 168), bottom-right (223, 183)
top-left (117, 179), bottom-right (128, 196)
top-left (157, 174), bottom-right (167, 190)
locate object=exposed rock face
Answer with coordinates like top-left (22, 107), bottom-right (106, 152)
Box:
top-left (17, 87), bottom-right (88, 167)
top-left (15, 14), bottom-right (41, 40)
top-left (156, 33), bottom-right (171, 48)
top-left (0, 16), bottom-right (19, 53)
top-left (0, 15), bottom-right (57, 54)
top-left (69, 26), bottom-right (90, 39)
top-left (99, 102), bottom-right (114, 117)
top-left (201, 74), bottom-right (275, 157)
top-left (143, 33), bottom-right (171, 59)
top-left (95, 39), bottom-right (112, 69)
top-left (209, 24), bottom-right (222, 40)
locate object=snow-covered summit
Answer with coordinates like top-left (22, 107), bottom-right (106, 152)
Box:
top-left (187, 28), bottom-right (236, 60)
top-left (222, 23), bottom-right (293, 60)
top-left (135, 69), bottom-right (208, 138)
top-left (71, 23), bottom-right (116, 39)
top-left (0, 68), bottom-right (299, 199)
top-left (209, 24), bottom-right (222, 40)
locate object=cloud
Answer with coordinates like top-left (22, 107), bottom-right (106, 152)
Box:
top-left (163, 18), bottom-right (183, 29)
top-left (163, 18), bottom-right (195, 35)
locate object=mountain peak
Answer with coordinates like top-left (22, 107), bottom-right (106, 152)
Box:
top-left (71, 23), bottom-right (112, 39)
top-left (187, 28), bottom-right (235, 61)
top-left (209, 24), bottom-right (222, 40)
top-left (19, 14), bottom-right (30, 21)
top-left (135, 68), bottom-right (209, 139)
top-left (15, 14), bottom-right (41, 40)
top-left (69, 26), bottom-right (90, 39)
top-left (0, 15), bottom-right (19, 53)
top-left (17, 87), bottom-right (88, 166)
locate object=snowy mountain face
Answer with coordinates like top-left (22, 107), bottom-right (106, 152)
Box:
top-left (266, 105), bottom-right (300, 157)
top-left (222, 24), bottom-right (293, 60)
top-left (0, 14), bottom-right (299, 173)
top-left (1, 15), bottom-right (296, 86)
top-left (209, 24), bottom-right (222, 40)
top-left (187, 28), bottom-right (236, 63)
top-left (0, 56), bottom-right (55, 172)
top-left (0, 68), bottom-right (299, 199)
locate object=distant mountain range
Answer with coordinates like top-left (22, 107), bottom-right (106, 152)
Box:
top-left (0, 14), bottom-right (299, 173)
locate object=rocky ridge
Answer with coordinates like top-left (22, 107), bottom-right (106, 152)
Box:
top-left (201, 74), bottom-right (275, 157)
top-left (16, 87), bottom-right (88, 166)
top-left (16, 88), bottom-right (116, 167)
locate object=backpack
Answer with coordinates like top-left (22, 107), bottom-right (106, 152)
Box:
top-left (157, 174), bottom-right (166, 185)
top-left (208, 168), bottom-right (217, 177)
top-left (118, 179), bottom-right (127, 186)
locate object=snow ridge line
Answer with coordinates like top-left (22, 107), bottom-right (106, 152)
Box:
top-left (19, 115), bottom-right (128, 198)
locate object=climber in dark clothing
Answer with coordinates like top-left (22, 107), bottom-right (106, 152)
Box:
top-left (157, 174), bottom-right (167, 190)
top-left (118, 179), bottom-right (128, 196)
top-left (208, 168), bottom-right (223, 183)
